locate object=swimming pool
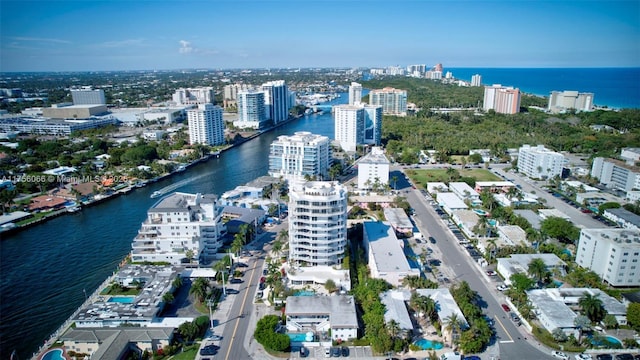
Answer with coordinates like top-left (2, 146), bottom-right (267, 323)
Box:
top-left (413, 338), bottom-right (444, 350)
top-left (588, 334), bottom-right (623, 348)
top-left (472, 209), bottom-right (488, 216)
top-left (41, 349), bottom-right (65, 360)
top-left (288, 332), bottom-right (314, 342)
top-left (295, 290), bottom-right (315, 296)
top-left (107, 296), bottom-right (135, 303)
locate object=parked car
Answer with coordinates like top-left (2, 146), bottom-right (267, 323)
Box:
top-left (429, 236), bottom-right (436, 244)
top-left (615, 354), bottom-right (635, 360)
top-left (486, 270), bottom-right (498, 276)
top-left (331, 347), bottom-right (341, 357)
top-left (236, 262), bottom-right (248, 268)
top-left (341, 346), bottom-right (349, 357)
top-left (575, 354), bottom-right (593, 360)
top-left (596, 354), bottom-right (613, 360)
top-left (551, 351), bottom-right (569, 360)
top-left (501, 303), bottom-right (510, 312)
top-left (229, 278), bottom-right (243, 284)
top-left (263, 268), bottom-right (268, 275)
top-left (497, 284), bottom-right (509, 291)
top-left (464, 356), bottom-right (482, 360)
top-left (299, 346), bottom-right (309, 358)
top-left (510, 312), bottom-right (521, 325)
top-left (324, 347), bottom-right (331, 358)
top-left (258, 283), bottom-right (266, 290)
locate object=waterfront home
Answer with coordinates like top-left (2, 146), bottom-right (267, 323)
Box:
top-left (285, 295), bottom-right (359, 342)
top-left (60, 327), bottom-right (174, 359)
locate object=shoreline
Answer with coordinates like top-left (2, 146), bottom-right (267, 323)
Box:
top-left (27, 114), bottom-right (303, 359)
top-left (1, 114), bottom-right (302, 239)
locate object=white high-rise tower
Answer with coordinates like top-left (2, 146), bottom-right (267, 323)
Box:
top-left (187, 104), bottom-right (225, 146)
top-left (349, 82), bottom-right (363, 105)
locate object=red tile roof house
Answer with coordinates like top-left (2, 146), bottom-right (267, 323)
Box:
top-left (28, 195), bottom-right (67, 212)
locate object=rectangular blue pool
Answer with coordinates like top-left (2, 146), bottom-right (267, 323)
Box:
top-left (107, 296), bottom-right (135, 303)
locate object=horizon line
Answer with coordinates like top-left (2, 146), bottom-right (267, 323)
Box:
top-left (2, 66), bottom-right (640, 74)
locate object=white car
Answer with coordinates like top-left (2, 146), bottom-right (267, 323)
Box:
top-left (551, 351), bottom-right (569, 360)
top-left (574, 354), bottom-right (592, 360)
top-left (497, 284), bottom-right (509, 291)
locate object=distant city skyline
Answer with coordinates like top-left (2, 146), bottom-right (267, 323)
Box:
top-left (1, 0), bottom-right (639, 72)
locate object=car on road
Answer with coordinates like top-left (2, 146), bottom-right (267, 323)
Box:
top-left (199, 345), bottom-right (218, 356)
top-left (486, 270), bottom-right (498, 276)
top-left (575, 354), bottom-right (593, 360)
top-left (226, 288), bottom-right (239, 294)
top-left (497, 284), bottom-right (509, 291)
top-left (229, 278), bottom-right (243, 284)
top-left (236, 262), bottom-right (248, 267)
top-left (429, 236), bottom-right (436, 244)
top-left (510, 312), bottom-right (521, 325)
top-left (260, 276), bottom-right (266, 283)
top-left (341, 346), bottom-right (349, 357)
top-left (501, 303), bottom-right (510, 312)
top-left (263, 268), bottom-right (268, 275)
top-left (551, 351), bottom-right (569, 360)
top-left (258, 283), bottom-right (266, 290)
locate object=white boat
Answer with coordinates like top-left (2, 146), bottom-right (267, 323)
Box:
top-left (67, 205), bottom-right (81, 213)
top-left (150, 191), bottom-right (163, 199)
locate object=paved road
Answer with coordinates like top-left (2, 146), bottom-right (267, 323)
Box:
top-left (215, 221), bottom-right (287, 360)
top-left (395, 165), bottom-right (557, 360)
top-left (490, 166), bottom-right (606, 229)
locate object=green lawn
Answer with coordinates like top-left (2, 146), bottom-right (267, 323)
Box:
top-left (407, 168), bottom-right (501, 188)
top-left (171, 344), bottom-right (200, 360)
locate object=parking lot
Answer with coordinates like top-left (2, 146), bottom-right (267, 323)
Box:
top-left (289, 346), bottom-right (374, 359)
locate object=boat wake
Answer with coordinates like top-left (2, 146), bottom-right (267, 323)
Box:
top-left (150, 173), bottom-right (209, 198)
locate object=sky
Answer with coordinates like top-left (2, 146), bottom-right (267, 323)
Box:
top-left (1, 0), bottom-right (639, 72)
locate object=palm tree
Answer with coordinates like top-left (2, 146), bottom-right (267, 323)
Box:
top-left (277, 229), bottom-right (289, 243)
top-left (444, 313), bottom-right (463, 347)
top-left (172, 276), bottom-right (183, 289)
top-left (386, 319), bottom-right (401, 340)
top-left (391, 175), bottom-right (399, 190)
top-left (579, 292), bottom-right (606, 323)
top-left (527, 258), bottom-right (549, 285)
top-left (486, 238), bottom-right (498, 260)
top-left (271, 239), bottom-right (283, 259)
top-left (189, 277), bottom-right (209, 303)
top-left (573, 315), bottom-right (591, 343)
top-left (324, 279), bottom-right (337, 293)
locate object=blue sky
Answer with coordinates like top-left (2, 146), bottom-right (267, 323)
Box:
top-left (1, 0), bottom-right (639, 71)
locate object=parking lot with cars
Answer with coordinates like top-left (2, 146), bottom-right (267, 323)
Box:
top-left (288, 346), bottom-right (373, 359)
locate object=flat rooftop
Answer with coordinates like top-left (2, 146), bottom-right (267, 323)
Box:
top-left (363, 221), bottom-right (412, 273)
top-left (286, 295), bottom-right (358, 328)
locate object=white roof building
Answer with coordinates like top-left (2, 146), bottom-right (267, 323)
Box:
top-left (357, 147), bottom-right (390, 190)
top-left (427, 182), bottom-right (449, 194)
top-left (496, 225), bottom-right (527, 246)
top-left (528, 288), bottom-right (627, 337)
top-left (285, 295), bottom-right (359, 342)
top-left (362, 221), bottom-right (419, 287)
top-left (383, 207), bottom-right (413, 234)
top-left (576, 228), bottom-right (640, 287)
top-left (517, 144), bottom-right (565, 179)
top-left (130, 192), bottom-right (226, 264)
top-left (603, 208), bottom-right (640, 232)
top-left (380, 289), bottom-right (468, 337)
top-left (538, 208), bottom-right (571, 221)
top-left (288, 181), bottom-right (347, 267)
top-left (497, 253), bottom-right (566, 285)
top-left (451, 210), bottom-right (480, 239)
top-left (436, 192), bottom-right (469, 214)
top-left (449, 182), bottom-right (480, 203)
top-left (268, 131), bottom-right (332, 183)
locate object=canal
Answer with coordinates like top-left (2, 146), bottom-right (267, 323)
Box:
top-left (0, 93), bottom-right (350, 358)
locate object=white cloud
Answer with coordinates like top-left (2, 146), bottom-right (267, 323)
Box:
top-left (179, 40), bottom-right (193, 54)
top-left (10, 36), bottom-right (71, 44)
top-left (99, 39), bottom-right (145, 48)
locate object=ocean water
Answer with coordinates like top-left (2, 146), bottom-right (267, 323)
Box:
top-left (448, 68), bottom-right (640, 109)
